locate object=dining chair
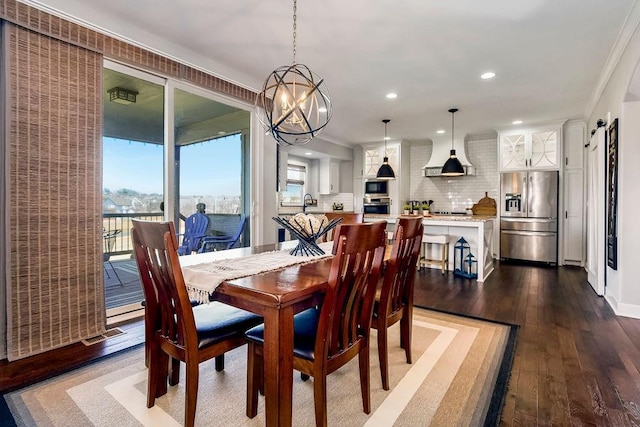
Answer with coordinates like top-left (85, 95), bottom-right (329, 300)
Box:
top-left (371, 216), bottom-right (423, 390)
top-left (131, 219), bottom-right (263, 427)
top-left (321, 212), bottom-right (364, 243)
top-left (177, 211), bottom-right (209, 255)
top-left (245, 221), bottom-right (387, 427)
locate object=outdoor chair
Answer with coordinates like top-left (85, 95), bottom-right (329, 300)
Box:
top-left (371, 216), bottom-right (423, 390)
top-left (131, 219), bottom-right (263, 427)
top-left (245, 222), bottom-right (387, 426)
top-left (103, 229), bottom-right (123, 286)
top-left (200, 213), bottom-right (247, 252)
top-left (177, 212), bottom-right (209, 255)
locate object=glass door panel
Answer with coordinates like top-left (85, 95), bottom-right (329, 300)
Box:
top-left (102, 64), bottom-right (164, 320)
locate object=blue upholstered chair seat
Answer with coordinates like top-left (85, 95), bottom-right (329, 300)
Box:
top-left (194, 302), bottom-right (263, 349)
top-left (245, 307), bottom-right (320, 361)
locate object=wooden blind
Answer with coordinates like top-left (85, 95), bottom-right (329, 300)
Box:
top-left (6, 24), bottom-right (105, 360)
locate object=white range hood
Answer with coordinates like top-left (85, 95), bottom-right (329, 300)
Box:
top-left (422, 139), bottom-right (475, 177)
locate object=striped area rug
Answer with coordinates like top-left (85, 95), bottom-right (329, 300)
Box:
top-left (3, 308), bottom-right (517, 426)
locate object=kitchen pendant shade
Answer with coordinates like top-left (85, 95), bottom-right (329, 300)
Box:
top-left (441, 150), bottom-right (465, 176)
top-left (377, 157), bottom-right (396, 179)
top-left (377, 119), bottom-right (396, 179)
top-left (441, 108), bottom-right (465, 176)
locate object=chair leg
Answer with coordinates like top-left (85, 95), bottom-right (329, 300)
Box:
top-left (169, 357), bottom-right (180, 386)
top-left (440, 244), bottom-right (446, 275)
top-left (313, 370), bottom-right (328, 427)
top-left (184, 361), bottom-right (199, 427)
top-left (246, 342), bottom-right (259, 418)
top-left (400, 307), bottom-right (413, 364)
top-left (107, 260), bottom-right (124, 286)
top-left (377, 322), bottom-right (391, 391)
top-left (358, 345), bottom-right (372, 414)
top-left (146, 346), bottom-right (165, 407)
top-left (215, 354), bottom-right (225, 372)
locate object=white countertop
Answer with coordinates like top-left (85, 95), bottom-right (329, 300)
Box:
top-left (364, 214), bottom-right (495, 224)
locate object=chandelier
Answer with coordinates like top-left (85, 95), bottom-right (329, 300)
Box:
top-left (376, 119), bottom-right (396, 179)
top-left (255, 0), bottom-right (332, 146)
top-left (441, 108), bottom-right (465, 176)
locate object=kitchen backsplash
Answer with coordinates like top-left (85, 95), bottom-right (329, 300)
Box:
top-left (409, 137), bottom-right (499, 212)
top-left (279, 192), bottom-right (354, 214)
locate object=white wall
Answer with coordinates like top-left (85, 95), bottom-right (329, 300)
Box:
top-left (588, 6), bottom-right (640, 318)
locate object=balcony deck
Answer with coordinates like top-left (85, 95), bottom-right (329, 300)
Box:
top-left (104, 258), bottom-right (144, 309)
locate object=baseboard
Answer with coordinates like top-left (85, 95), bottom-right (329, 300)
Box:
top-left (605, 294), bottom-right (640, 319)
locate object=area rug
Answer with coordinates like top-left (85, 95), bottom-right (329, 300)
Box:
top-left (3, 308), bottom-right (517, 426)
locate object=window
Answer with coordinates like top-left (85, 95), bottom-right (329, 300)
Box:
top-left (281, 163), bottom-right (306, 205)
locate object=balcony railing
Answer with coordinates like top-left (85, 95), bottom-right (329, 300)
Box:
top-left (103, 213), bottom-right (166, 256)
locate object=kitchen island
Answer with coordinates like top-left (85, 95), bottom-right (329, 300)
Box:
top-left (365, 214), bottom-right (496, 282)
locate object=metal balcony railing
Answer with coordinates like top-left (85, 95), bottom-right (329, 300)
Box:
top-left (103, 213), bottom-right (166, 256)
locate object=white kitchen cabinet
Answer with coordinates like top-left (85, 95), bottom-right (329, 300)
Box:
top-left (363, 143), bottom-right (399, 178)
top-left (562, 120), bottom-right (586, 265)
top-left (319, 158), bottom-right (340, 194)
top-left (499, 124), bottom-right (563, 171)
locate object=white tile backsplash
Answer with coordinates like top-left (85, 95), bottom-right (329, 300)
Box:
top-left (409, 138), bottom-right (499, 212)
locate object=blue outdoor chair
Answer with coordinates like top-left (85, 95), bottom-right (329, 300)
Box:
top-left (177, 212), bottom-right (209, 255)
top-left (200, 214), bottom-right (247, 252)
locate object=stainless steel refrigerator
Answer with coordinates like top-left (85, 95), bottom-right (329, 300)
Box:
top-left (500, 171), bottom-right (558, 264)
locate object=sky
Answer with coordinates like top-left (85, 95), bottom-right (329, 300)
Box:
top-left (103, 135), bottom-right (242, 196)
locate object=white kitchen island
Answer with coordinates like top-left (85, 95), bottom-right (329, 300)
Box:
top-left (364, 214), bottom-right (496, 282)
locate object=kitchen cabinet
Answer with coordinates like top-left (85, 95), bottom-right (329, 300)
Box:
top-left (363, 143), bottom-right (399, 178)
top-left (562, 120), bottom-right (586, 265)
top-left (361, 140), bottom-right (409, 215)
top-left (499, 123), bottom-right (563, 171)
top-left (319, 158), bottom-right (340, 194)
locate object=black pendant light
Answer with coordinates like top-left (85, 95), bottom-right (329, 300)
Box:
top-left (376, 119), bottom-right (396, 179)
top-left (441, 108), bottom-right (465, 176)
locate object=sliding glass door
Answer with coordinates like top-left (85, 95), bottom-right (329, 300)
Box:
top-left (102, 62), bottom-right (252, 322)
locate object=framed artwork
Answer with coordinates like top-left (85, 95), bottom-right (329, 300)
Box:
top-left (607, 118), bottom-right (618, 270)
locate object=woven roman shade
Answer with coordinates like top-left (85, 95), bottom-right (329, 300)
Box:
top-left (6, 24), bottom-right (105, 360)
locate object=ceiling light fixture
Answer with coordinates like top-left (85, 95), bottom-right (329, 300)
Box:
top-left (441, 108), bottom-right (465, 176)
top-left (376, 119), bottom-right (396, 180)
top-left (386, 93), bottom-right (398, 99)
top-left (108, 87), bottom-right (137, 105)
top-left (436, 129), bottom-right (445, 134)
top-left (255, 0), bottom-right (331, 146)
top-left (480, 72), bottom-right (496, 79)
top-left (512, 120), bottom-right (523, 125)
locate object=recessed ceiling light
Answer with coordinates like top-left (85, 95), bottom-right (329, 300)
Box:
top-left (385, 92), bottom-right (398, 99)
top-left (436, 130), bottom-right (445, 134)
top-left (218, 131), bottom-right (226, 135)
top-left (480, 72), bottom-right (496, 80)
top-left (305, 152), bottom-right (313, 155)
top-left (512, 120), bottom-right (523, 125)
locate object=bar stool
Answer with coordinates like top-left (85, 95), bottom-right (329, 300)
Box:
top-left (419, 234), bottom-right (450, 274)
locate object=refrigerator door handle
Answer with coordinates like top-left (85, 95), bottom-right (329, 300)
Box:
top-left (502, 230), bottom-right (557, 237)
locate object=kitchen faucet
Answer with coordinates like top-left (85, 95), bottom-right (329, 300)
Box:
top-left (303, 193), bottom-right (313, 213)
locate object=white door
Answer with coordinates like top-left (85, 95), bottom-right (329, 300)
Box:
top-left (586, 127), bottom-right (605, 295)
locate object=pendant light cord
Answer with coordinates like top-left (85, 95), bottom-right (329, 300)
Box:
top-left (292, 0), bottom-right (297, 64)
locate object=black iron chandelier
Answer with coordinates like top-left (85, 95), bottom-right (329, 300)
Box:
top-left (255, 0), bottom-right (332, 146)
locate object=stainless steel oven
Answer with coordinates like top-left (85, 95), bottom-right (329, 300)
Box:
top-left (363, 197), bottom-right (390, 215)
top-left (364, 180), bottom-right (389, 197)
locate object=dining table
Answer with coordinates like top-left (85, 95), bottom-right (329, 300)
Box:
top-left (179, 239), bottom-right (392, 426)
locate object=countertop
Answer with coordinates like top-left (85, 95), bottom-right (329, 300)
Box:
top-left (364, 214), bottom-right (496, 223)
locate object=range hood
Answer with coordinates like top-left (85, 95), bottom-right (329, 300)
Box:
top-left (422, 139), bottom-right (475, 177)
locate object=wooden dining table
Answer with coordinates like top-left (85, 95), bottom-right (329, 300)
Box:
top-left (180, 240), bottom-right (392, 426)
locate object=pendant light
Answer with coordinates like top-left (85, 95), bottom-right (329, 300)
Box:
top-left (441, 108), bottom-right (465, 176)
top-left (255, 0), bottom-right (332, 146)
top-left (376, 119), bottom-right (396, 179)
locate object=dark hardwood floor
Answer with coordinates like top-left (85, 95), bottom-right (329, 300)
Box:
top-left (3, 262), bottom-right (640, 426)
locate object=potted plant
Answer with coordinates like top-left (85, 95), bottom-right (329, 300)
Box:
top-left (403, 203), bottom-right (411, 215)
top-left (421, 201), bottom-right (430, 216)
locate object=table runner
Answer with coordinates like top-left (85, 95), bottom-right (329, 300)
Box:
top-left (182, 241), bottom-right (334, 303)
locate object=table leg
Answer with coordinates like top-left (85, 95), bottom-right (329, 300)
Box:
top-left (263, 305), bottom-right (294, 427)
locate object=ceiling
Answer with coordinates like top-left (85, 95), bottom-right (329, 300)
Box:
top-left (27, 0), bottom-right (639, 146)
